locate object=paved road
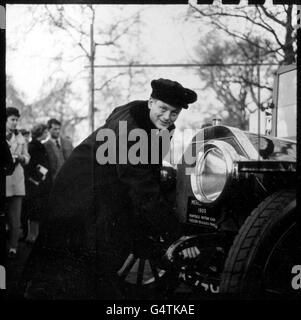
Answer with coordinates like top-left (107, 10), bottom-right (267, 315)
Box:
top-left (5, 237), bottom-right (197, 300)
top-left (6, 240), bottom-right (33, 298)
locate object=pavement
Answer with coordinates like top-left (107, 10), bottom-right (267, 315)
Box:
top-left (6, 239), bottom-right (33, 298)
top-left (4, 234), bottom-right (197, 300)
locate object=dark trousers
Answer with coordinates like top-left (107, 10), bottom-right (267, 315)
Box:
top-left (6, 196), bottom-right (23, 249)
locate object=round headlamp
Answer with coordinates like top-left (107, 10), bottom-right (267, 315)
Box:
top-left (190, 140), bottom-right (239, 203)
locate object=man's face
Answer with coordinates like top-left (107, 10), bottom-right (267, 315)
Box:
top-left (49, 124), bottom-right (61, 139)
top-left (148, 98), bottom-right (181, 130)
top-left (6, 115), bottom-right (19, 131)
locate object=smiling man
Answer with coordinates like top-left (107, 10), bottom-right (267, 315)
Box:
top-left (23, 78), bottom-right (197, 299)
top-left (148, 97), bottom-right (181, 129)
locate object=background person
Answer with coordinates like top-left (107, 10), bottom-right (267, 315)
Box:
top-left (6, 107), bottom-right (30, 258)
top-left (23, 124), bottom-right (52, 243)
top-left (19, 128), bottom-right (31, 239)
top-left (20, 128), bottom-right (31, 145)
top-left (44, 118), bottom-right (73, 181)
top-left (1, 141), bottom-right (15, 265)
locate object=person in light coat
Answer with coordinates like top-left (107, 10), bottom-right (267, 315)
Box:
top-left (6, 107), bottom-right (30, 258)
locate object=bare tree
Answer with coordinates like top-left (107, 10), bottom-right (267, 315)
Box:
top-left (6, 77), bottom-right (26, 112)
top-left (7, 5), bottom-right (146, 143)
top-left (193, 32), bottom-right (278, 129)
top-left (6, 76), bottom-right (79, 138)
top-left (187, 3), bottom-right (296, 64)
top-left (185, 3), bottom-right (296, 129)
top-left (41, 4), bottom-right (145, 132)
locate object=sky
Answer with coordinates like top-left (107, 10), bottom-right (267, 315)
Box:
top-left (6, 5), bottom-right (202, 104)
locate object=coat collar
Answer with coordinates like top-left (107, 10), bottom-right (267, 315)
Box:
top-left (48, 136), bottom-right (62, 145)
top-left (30, 139), bottom-right (44, 148)
top-left (6, 129), bottom-right (19, 141)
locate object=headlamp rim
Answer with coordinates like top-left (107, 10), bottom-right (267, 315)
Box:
top-left (190, 140), bottom-right (239, 204)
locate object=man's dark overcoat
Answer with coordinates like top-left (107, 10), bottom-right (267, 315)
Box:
top-left (23, 139), bottom-right (52, 221)
top-left (44, 136), bottom-right (73, 180)
top-left (22, 101), bottom-right (180, 299)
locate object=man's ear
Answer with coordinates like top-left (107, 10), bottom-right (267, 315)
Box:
top-left (148, 98), bottom-right (152, 110)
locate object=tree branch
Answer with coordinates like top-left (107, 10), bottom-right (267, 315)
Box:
top-left (256, 5), bottom-right (287, 27)
top-left (94, 72), bottom-right (127, 91)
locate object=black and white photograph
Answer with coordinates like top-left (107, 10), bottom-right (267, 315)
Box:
top-left (1, 0), bottom-right (300, 305)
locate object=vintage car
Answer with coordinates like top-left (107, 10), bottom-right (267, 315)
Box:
top-left (118, 65), bottom-right (299, 298)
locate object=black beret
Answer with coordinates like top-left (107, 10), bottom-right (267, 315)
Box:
top-left (151, 78), bottom-right (197, 109)
top-left (6, 107), bottom-right (20, 119)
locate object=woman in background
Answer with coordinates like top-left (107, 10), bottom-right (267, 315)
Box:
top-left (24, 123), bottom-right (52, 243)
top-left (6, 107), bottom-right (30, 258)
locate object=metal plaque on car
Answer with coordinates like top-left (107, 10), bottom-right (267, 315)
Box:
top-left (186, 197), bottom-right (217, 228)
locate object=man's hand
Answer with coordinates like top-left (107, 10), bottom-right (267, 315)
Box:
top-left (180, 246), bottom-right (200, 259)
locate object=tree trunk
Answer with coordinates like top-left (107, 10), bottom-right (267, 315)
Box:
top-left (282, 6), bottom-right (295, 65)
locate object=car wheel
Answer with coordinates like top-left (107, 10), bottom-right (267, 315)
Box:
top-left (220, 189), bottom-right (300, 297)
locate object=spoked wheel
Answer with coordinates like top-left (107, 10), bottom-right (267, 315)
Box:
top-left (220, 190), bottom-right (300, 297)
top-left (163, 234), bottom-right (227, 298)
top-left (116, 237), bottom-right (178, 299)
top-left (116, 233), bottom-right (228, 299)
top-left (117, 253), bottom-right (167, 286)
